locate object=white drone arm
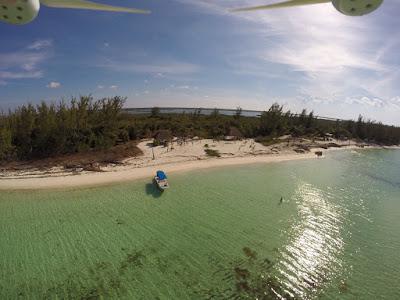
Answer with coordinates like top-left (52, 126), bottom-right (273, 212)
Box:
top-left (40, 0), bottom-right (150, 14)
top-left (231, 0), bottom-right (330, 12)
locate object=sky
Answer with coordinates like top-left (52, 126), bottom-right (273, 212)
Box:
top-left (1, 0), bottom-right (400, 125)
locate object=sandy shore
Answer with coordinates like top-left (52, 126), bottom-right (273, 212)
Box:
top-left (0, 138), bottom-right (394, 191)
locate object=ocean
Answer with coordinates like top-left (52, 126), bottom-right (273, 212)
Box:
top-left (0, 149), bottom-right (399, 299)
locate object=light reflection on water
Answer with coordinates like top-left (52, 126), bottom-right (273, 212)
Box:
top-left (276, 182), bottom-right (346, 299)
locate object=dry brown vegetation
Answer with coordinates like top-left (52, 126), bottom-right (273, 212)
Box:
top-left (0, 141), bottom-right (142, 173)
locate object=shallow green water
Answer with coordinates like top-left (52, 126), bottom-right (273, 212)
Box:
top-left (1, 149), bottom-right (400, 299)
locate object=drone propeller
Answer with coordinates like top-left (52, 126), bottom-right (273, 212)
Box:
top-left (40, 0), bottom-right (151, 14)
top-left (231, 0), bottom-right (330, 12)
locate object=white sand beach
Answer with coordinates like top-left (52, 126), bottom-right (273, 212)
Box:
top-left (0, 138), bottom-right (391, 190)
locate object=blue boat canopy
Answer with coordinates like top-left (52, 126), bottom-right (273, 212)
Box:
top-left (156, 170), bottom-right (167, 180)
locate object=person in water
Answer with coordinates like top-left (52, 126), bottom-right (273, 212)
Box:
top-left (280, 197), bottom-right (283, 204)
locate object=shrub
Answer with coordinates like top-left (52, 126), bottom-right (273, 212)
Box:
top-left (205, 148), bottom-right (221, 157)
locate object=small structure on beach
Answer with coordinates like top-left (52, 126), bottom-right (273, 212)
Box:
top-left (224, 127), bottom-right (243, 141)
top-left (323, 133), bottom-right (334, 141)
top-left (153, 130), bottom-right (172, 146)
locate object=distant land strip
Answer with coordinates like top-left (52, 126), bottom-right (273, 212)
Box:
top-left (124, 107), bottom-right (345, 122)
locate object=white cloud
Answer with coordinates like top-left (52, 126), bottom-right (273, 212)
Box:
top-left (0, 52), bottom-right (48, 72)
top-left (391, 96), bottom-right (400, 104)
top-left (178, 1), bottom-right (394, 80)
top-left (172, 0), bottom-right (400, 124)
top-left (0, 70), bottom-right (43, 79)
top-left (27, 40), bottom-right (53, 51)
top-left (47, 81), bottom-right (61, 89)
top-left (97, 84), bottom-right (119, 90)
top-left (0, 40), bottom-right (52, 84)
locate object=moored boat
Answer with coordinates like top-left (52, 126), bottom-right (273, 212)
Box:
top-left (154, 170), bottom-right (169, 191)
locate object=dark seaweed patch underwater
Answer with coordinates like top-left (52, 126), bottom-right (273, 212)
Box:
top-left (32, 246), bottom-right (290, 300)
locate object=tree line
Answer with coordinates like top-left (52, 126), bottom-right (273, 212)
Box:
top-left (0, 96), bottom-right (126, 161)
top-left (1, 97), bottom-right (399, 162)
top-left (258, 103), bottom-right (400, 145)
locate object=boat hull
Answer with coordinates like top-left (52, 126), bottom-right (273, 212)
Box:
top-left (153, 177), bottom-right (169, 191)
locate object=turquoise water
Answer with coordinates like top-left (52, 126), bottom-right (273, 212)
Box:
top-left (0, 149), bottom-right (399, 299)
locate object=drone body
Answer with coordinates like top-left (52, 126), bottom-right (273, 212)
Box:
top-left (332, 0), bottom-right (384, 16)
top-left (0, 0), bottom-right (150, 25)
top-left (233, 0), bottom-right (384, 16)
top-left (0, 0), bottom-right (39, 25)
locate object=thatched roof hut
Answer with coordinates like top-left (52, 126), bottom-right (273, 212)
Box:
top-left (323, 133), bottom-right (334, 141)
top-left (153, 130), bottom-right (172, 145)
top-left (224, 127), bottom-right (243, 141)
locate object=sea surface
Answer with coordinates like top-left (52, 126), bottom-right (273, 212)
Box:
top-left (123, 107), bottom-right (338, 121)
top-left (0, 149), bottom-right (399, 299)
top-left (123, 107), bottom-right (337, 121)
top-left (124, 107), bottom-right (262, 117)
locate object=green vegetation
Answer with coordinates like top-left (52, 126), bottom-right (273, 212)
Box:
top-left (204, 149), bottom-right (221, 157)
top-left (1, 98), bottom-right (399, 164)
top-left (0, 96), bottom-right (128, 162)
top-left (257, 103), bottom-right (400, 144)
top-left (151, 106), bottom-right (160, 118)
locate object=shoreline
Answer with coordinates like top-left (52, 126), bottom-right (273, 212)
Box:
top-left (0, 139), bottom-right (397, 191)
top-left (0, 151), bottom-right (316, 191)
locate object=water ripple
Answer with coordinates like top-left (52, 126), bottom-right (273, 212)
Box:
top-left (275, 182), bottom-right (346, 299)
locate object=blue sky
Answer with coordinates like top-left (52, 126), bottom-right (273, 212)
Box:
top-left (1, 0), bottom-right (400, 125)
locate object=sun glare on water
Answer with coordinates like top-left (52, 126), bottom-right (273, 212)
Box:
top-left (276, 182), bottom-right (346, 298)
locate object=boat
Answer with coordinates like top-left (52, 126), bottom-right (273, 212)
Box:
top-left (154, 170), bottom-right (169, 191)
